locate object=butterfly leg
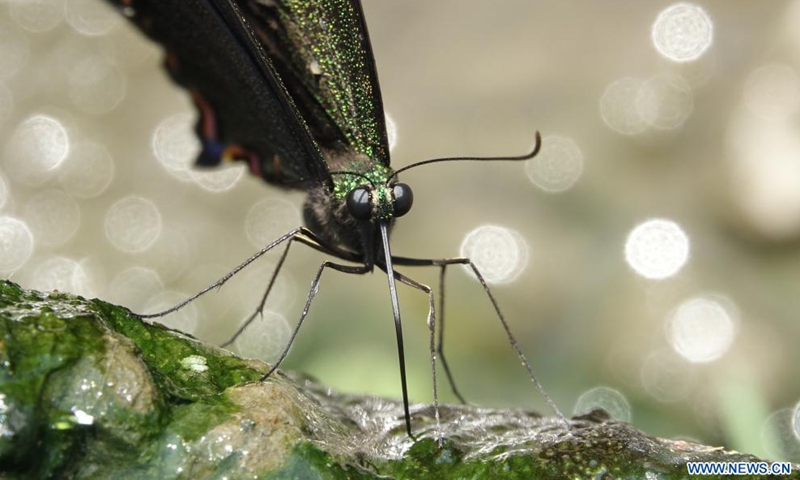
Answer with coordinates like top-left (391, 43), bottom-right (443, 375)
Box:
top-left (383, 268), bottom-right (442, 444)
top-left (259, 260), bottom-right (370, 381)
top-left (220, 234), bottom-right (326, 348)
top-left (136, 227), bottom-right (358, 320)
top-left (436, 265), bottom-right (468, 404)
top-left (221, 231), bottom-right (361, 348)
top-left (392, 255), bottom-right (568, 426)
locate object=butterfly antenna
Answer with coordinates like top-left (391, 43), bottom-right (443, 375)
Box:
top-left (390, 131), bottom-right (542, 179)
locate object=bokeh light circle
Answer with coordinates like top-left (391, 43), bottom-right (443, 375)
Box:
top-left (574, 386), bottom-right (632, 422)
top-left (668, 295), bottom-right (737, 363)
top-left (525, 135), bottom-right (583, 193)
top-left (58, 142), bottom-right (115, 198)
top-left (0, 216), bottom-right (34, 272)
top-left (104, 196), bottom-right (163, 253)
top-left (65, 0), bottom-right (121, 36)
top-left (600, 78), bottom-right (649, 135)
top-left (459, 225), bottom-right (529, 285)
top-left (30, 256), bottom-right (97, 297)
top-left (726, 113), bottom-right (800, 240)
top-left (24, 190), bottom-right (81, 247)
top-left (233, 310), bottom-right (291, 362)
top-left (637, 74), bottom-right (694, 130)
top-left (762, 409), bottom-right (800, 462)
top-left (651, 3), bottom-right (713, 62)
top-left (10, 0), bottom-right (66, 33)
top-left (5, 115), bottom-right (70, 186)
top-left (191, 163), bottom-right (246, 193)
top-left (152, 112), bottom-right (200, 182)
top-left (624, 219), bottom-right (689, 280)
top-left (109, 266), bottom-right (163, 310)
top-left (245, 198), bottom-right (301, 248)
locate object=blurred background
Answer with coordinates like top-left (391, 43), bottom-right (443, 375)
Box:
top-left (1, 0), bottom-right (799, 460)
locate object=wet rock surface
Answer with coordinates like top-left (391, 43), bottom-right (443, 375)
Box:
top-left (0, 280), bottom-right (796, 479)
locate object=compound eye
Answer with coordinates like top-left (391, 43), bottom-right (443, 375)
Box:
top-left (392, 183), bottom-right (413, 217)
top-left (346, 186), bottom-right (372, 220)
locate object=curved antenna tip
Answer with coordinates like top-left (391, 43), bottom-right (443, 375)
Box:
top-left (529, 131), bottom-right (542, 158)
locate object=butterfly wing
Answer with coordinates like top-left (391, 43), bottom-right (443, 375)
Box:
top-left (240, 0), bottom-right (390, 166)
top-left (109, 0), bottom-right (332, 187)
top-left (108, 0), bottom-right (390, 189)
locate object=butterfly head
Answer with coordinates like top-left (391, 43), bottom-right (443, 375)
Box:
top-left (345, 182), bottom-right (413, 222)
top-left (331, 164), bottom-right (413, 223)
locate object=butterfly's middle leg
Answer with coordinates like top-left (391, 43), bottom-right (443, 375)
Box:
top-left (392, 255), bottom-right (568, 425)
top-left (220, 233), bottom-right (351, 347)
top-left (377, 265), bottom-right (441, 442)
top-left (260, 259), bottom-right (371, 381)
top-left (387, 257), bottom-right (468, 404)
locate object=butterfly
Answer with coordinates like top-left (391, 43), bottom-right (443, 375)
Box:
top-left (106, 0), bottom-right (566, 437)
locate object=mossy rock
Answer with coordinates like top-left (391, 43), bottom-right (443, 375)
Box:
top-left (0, 280), bottom-right (795, 479)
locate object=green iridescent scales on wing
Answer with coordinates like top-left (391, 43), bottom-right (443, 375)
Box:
top-left (277, 0), bottom-right (389, 166)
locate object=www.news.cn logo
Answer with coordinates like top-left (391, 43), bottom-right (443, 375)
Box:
top-left (686, 461), bottom-right (793, 476)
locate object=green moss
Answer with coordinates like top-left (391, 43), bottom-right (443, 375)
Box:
top-left (1, 281), bottom-right (797, 480)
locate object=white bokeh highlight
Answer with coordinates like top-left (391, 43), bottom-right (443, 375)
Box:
top-left (5, 115), bottom-right (70, 186)
top-left (600, 78), bottom-right (649, 135)
top-left (602, 75), bottom-right (695, 135)
top-left (459, 225), bottom-right (529, 285)
top-left (65, 0), bottom-right (121, 36)
top-left (104, 196), bottom-right (163, 253)
top-left (58, 142), bottom-right (115, 198)
top-left (525, 135), bottom-right (583, 193)
top-left (637, 74), bottom-right (694, 130)
top-left (24, 190), bottom-right (81, 246)
top-left (245, 198), bottom-right (301, 248)
top-left (625, 219), bottom-right (690, 280)
top-left (233, 310), bottom-right (292, 362)
top-left (192, 163), bottom-right (246, 193)
top-left (574, 386), bottom-right (632, 422)
top-left (668, 295), bottom-right (737, 363)
top-left (651, 3), bottom-right (713, 63)
top-left (0, 216), bottom-right (34, 273)
top-left (152, 112), bottom-right (200, 182)
top-left (109, 266), bottom-right (163, 310)
top-left (762, 409), bottom-right (800, 462)
top-left (30, 256), bottom-right (98, 298)
top-left (727, 109), bottom-right (800, 240)
top-left (9, 0), bottom-right (66, 33)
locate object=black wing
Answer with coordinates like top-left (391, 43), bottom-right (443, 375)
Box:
top-left (108, 0), bottom-right (390, 188)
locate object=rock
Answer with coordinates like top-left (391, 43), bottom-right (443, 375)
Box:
top-left (0, 280), bottom-right (796, 479)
